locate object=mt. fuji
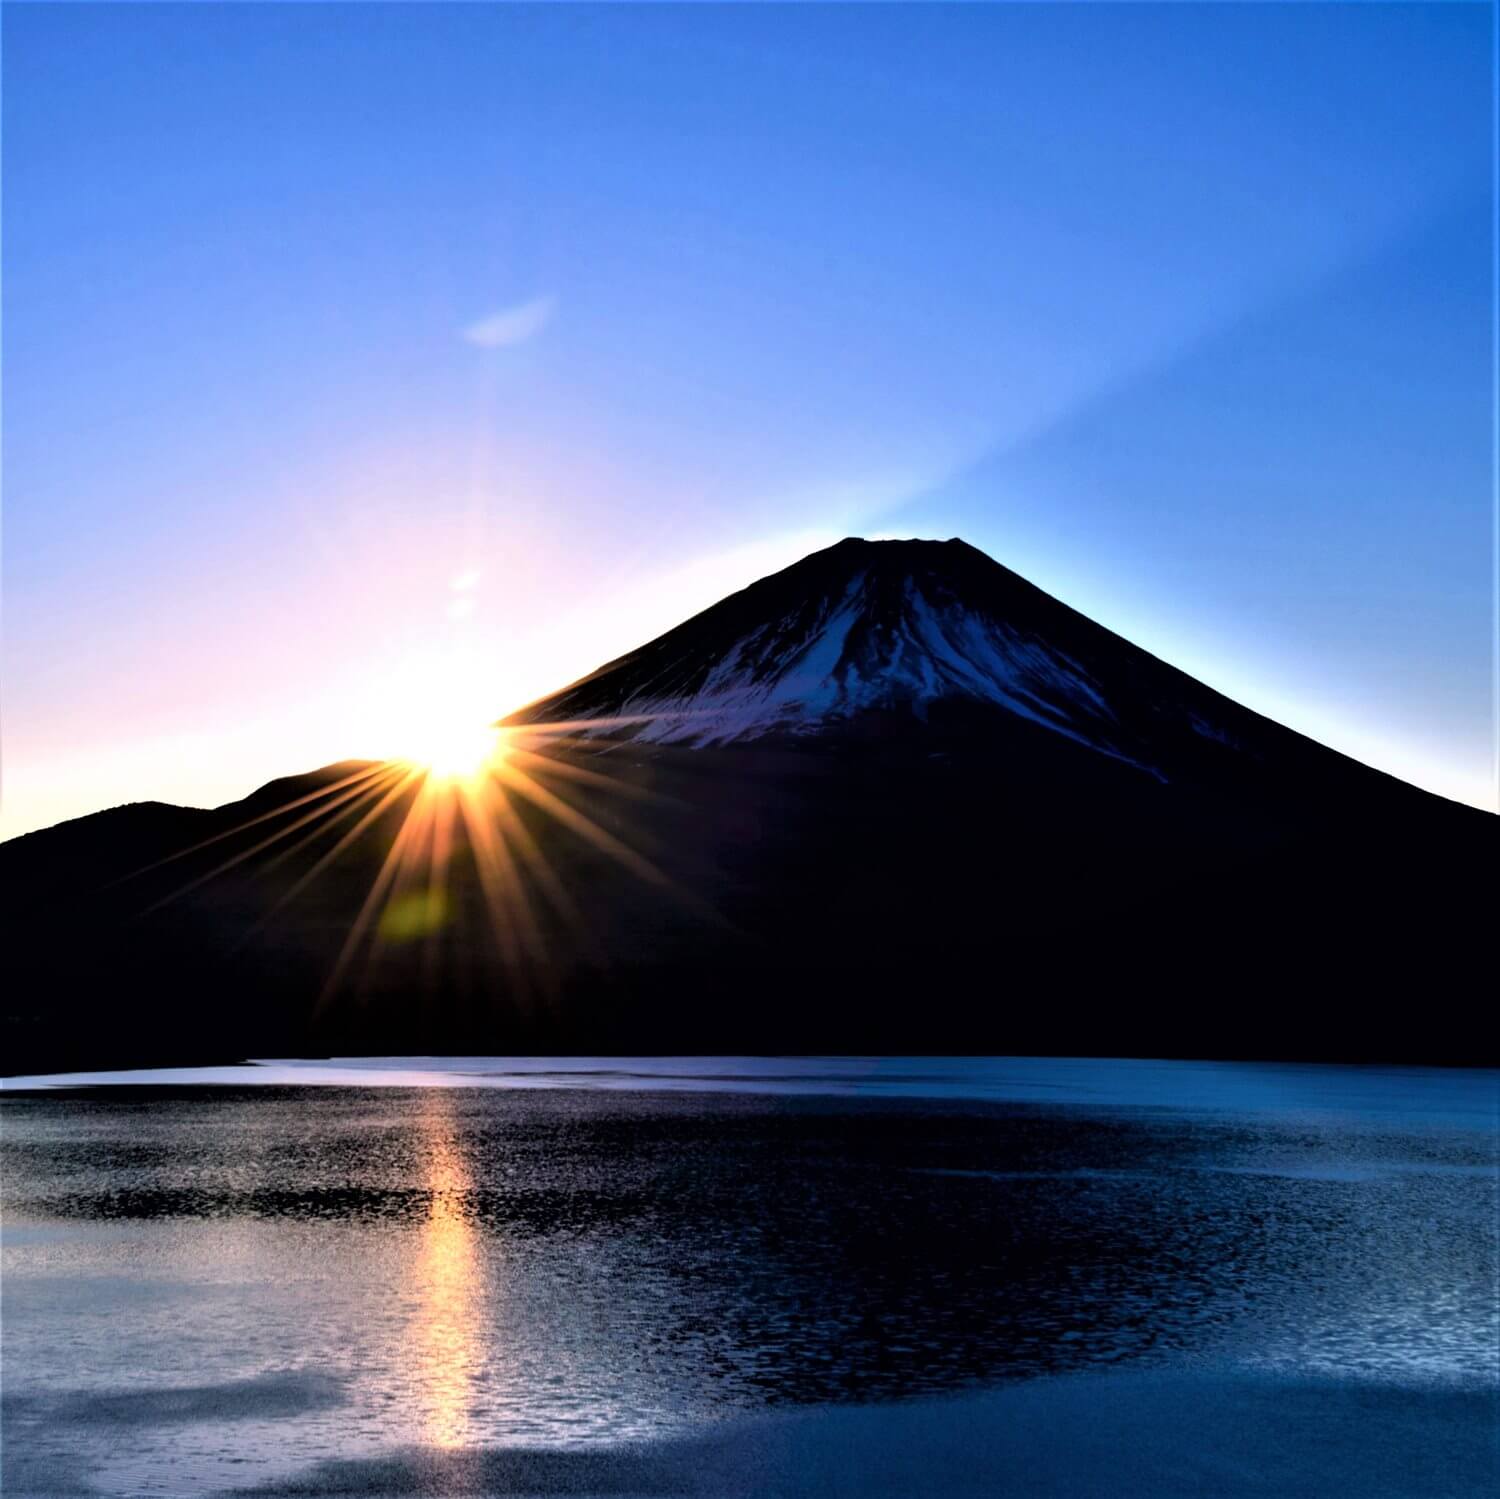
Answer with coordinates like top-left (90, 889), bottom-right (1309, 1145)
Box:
top-left (2, 537), bottom-right (1493, 1072)
top-left (511, 538), bottom-right (1430, 806)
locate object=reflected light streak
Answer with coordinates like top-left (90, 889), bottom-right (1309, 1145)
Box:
top-left (412, 1099), bottom-right (484, 1450)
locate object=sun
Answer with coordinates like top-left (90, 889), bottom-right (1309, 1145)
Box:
top-left (412, 720), bottom-right (504, 785)
top-left (363, 643), bottom-right (512, 787)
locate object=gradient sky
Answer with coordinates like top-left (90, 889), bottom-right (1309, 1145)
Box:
top-left (2, 1), bottom-right (1494, 838)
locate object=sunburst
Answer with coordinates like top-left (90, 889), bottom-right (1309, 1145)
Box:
top-left (120, 711), bottom-right (689, 1025)
top-left (407, 721), bottom-right (505, 787)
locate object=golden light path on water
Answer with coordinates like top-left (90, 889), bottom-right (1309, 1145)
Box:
top-left (413, 1097), bottom-right (484, 1451)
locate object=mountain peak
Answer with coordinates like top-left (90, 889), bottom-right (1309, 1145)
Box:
top-left (808, 534), bottom-right (987, 564)
top-left (822, 540), bottom-right (972, 558)
top-left (508, 536), bottom-right (1203, 777)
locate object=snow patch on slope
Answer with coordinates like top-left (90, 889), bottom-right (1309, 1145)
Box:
top-left (556, 572), bottom-right (1169, 782)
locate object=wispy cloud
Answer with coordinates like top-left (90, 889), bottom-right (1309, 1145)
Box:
top-left (462, 296), bottom-right (556, 349)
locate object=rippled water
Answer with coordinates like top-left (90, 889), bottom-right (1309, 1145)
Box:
top-left (2, 1059), bottom-right (1496, 1496)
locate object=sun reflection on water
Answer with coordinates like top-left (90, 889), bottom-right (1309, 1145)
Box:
top-left (412, 1101), bottom-right (485, 1450)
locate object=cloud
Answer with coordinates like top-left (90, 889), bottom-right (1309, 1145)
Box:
top-left (462, 296), bottom-right (556, 349)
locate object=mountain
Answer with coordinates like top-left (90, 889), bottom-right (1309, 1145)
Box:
top-left (508, 538), bottom-right (1402, 795)
top-left (2, 539), bottom-right (1493, 1073)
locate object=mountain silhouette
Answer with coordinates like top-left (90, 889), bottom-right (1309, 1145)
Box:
top-left (2, 538), bottom-right (1492, 1073)
top-left (510, 538), bottom-right (1417, 793)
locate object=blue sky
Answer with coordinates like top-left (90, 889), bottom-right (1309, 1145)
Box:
top-left (2, 1), bottom-right (1494, 833)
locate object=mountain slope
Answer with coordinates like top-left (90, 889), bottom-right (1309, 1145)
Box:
top-left (507, 538), bottom-right (1439, 809)
top-left (513, 540), bottom-right (1169, 756)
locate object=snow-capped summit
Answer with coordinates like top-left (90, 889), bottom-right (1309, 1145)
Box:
top-left (509, 537), bottom-right (1251, 779)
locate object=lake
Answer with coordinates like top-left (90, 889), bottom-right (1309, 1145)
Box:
top-left (2, 1057), bottom-right (1496, 1496)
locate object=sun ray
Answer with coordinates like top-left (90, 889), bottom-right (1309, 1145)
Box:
top-left (414, 775), bottom-right (460, 993)
top-left (493, 759), bottom-right (671, 890)
top-left (501, 714), bottom-right (663, 740)
top-left (316, 778), bottom-right (442, 1009)
top-left (293, 713), bottom-right (712, 1018)
top-left (134, 765), bottom-right (407, 918)
top-left (507, 742), bottom-right (673, 806)
top-left (363, 780), bottom-right (449, 973)
top-left (256, 763), bottom-right (412, 878)
top-left (498, 753), bottom-right (732, 932)
top-left (456, 775), bottom-right (544, 983)
top-left (109, 761), bottom-right (392, 889)
top-left (237, 766), bottom-right (425, 944)
top-left (475, 768), bottom-right (589, 953)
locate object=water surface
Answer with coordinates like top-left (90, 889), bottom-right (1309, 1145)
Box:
top-left (2, 1057), bottom-right (1496, 1496)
